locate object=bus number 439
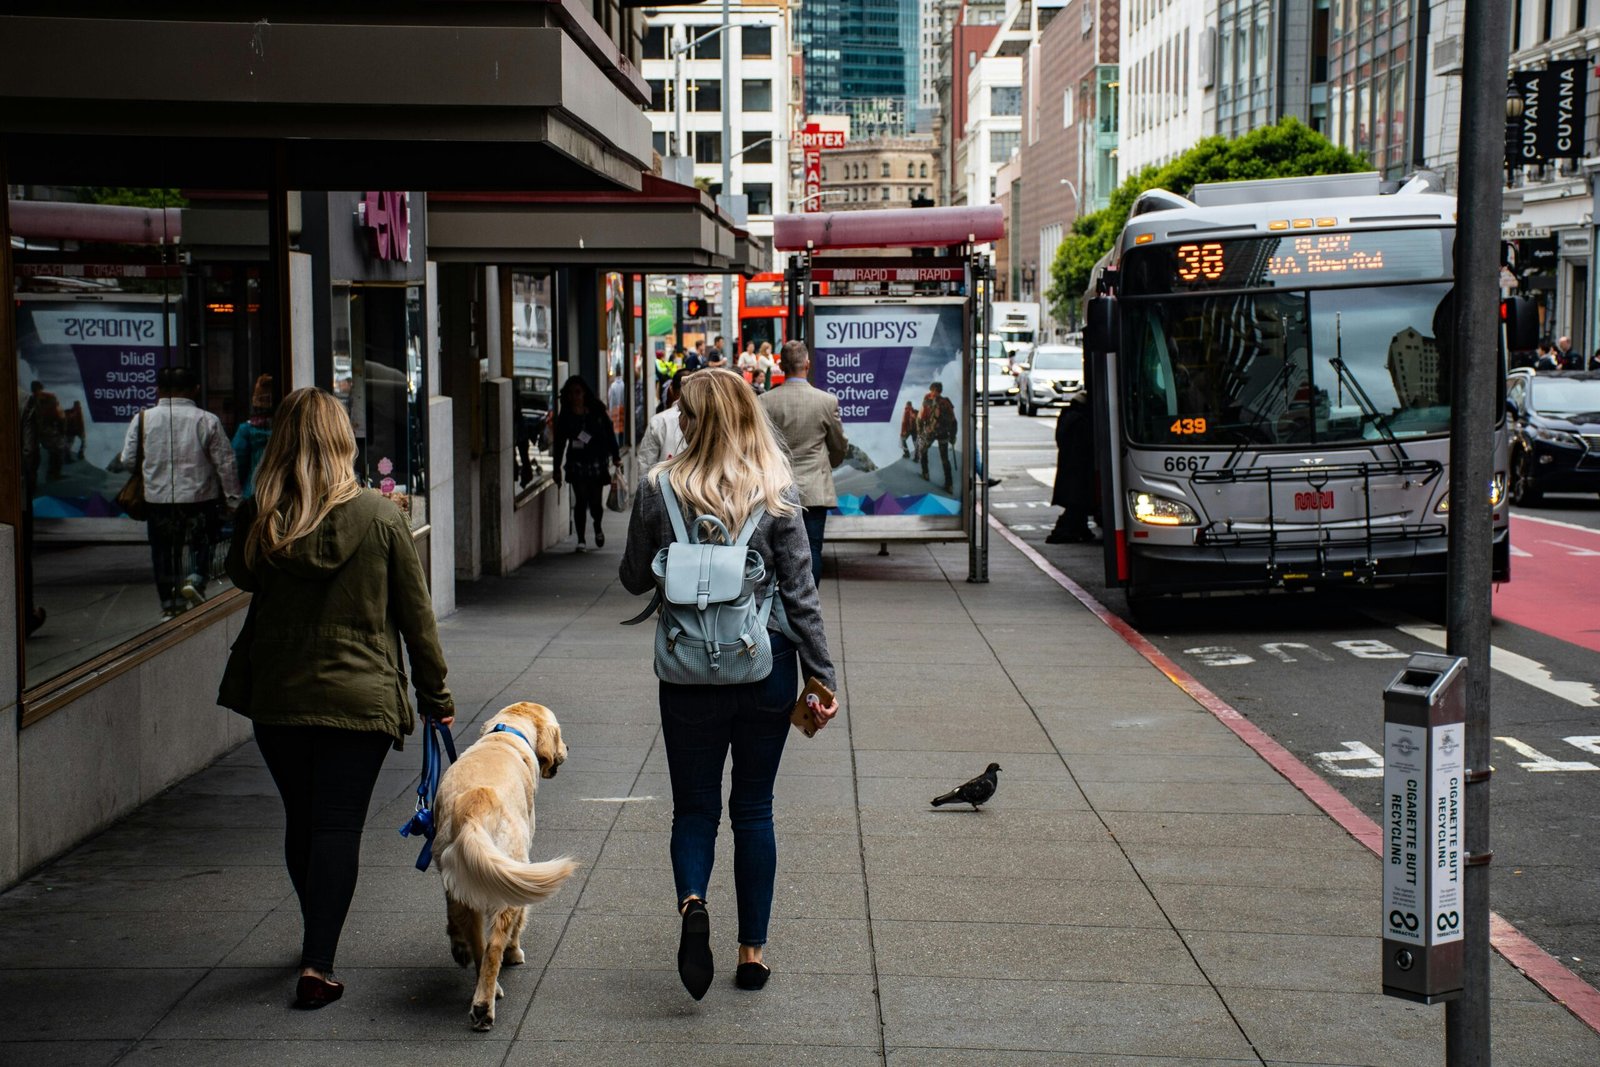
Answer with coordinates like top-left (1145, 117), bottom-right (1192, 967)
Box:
top-left (1294, 491), bottom-right (1335, 511)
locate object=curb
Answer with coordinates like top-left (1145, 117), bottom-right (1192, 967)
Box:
top-left (988, 513), bottom-right (1600, 1036)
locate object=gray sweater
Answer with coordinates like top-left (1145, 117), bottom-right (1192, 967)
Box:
top-left (620, 479), bottom-right (836, 691)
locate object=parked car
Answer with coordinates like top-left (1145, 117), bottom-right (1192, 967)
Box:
top-left (977, 356), bottom-right (1019, 404)
top-left (1506, 370), bottom-right (1600, 504)
top-left (1015, 344), bottom-right (1084, 416)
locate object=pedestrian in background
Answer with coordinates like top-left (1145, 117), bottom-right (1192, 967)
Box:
top-left (620, 368), bottom-right (840, 998)
top-left (639, 367), bottom-right (690, 472)
top-left (232, 374), bottom-right (276, 498)
top-left (552, 375), bottom-right (622, 549)
top-left (1046, 390), bottom-right (1096, 544)
top-left (122, 366), bottom-right (241, 618)
top-left (705, 336), bottom-right (727, 368)
top-left (756, 341), bottom-right (776, 391)
top-left (219, 387), bottom-right (453, 1011)
top-left (760, 340), bottom-right (849, 582)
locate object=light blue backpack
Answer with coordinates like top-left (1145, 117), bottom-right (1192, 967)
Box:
top-left (624, 474), bottom-right (776, 685)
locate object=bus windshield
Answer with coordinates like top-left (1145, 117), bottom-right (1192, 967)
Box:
top-left (1121, 282), bottom-right (1455, 447)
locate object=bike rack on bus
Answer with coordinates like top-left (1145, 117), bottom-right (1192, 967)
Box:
top-left (1191, 458), bottom-right (1445, 585)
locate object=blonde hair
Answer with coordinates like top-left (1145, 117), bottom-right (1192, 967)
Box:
top-left (657, 368), bottom-right (796, 536)
top-left (246, 387), bottom-right (364, 566)
top-left (757, 341), bottom-right (773, 358)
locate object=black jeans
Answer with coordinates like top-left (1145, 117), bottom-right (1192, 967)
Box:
top-left (569, 476), bottom-right (607, 541)
top-left (254, 723), bottom-right (393, 972)
top-left (801, 506), bottom-right (828, 584)
top-left (658, 633), bottom-right (798, 946)
top-left (145, 501), bottom-right (218, 610)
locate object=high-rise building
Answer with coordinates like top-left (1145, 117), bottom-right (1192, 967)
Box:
top-left (798, 0), bottom-right (921, 138)
top-left (1119, 0), bottom-right (1206, 176)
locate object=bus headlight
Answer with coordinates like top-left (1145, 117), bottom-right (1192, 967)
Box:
top-left (1434, 473), bottom-right (1506, 514)
top-left (1129, 491), bottom-right (1200, 526)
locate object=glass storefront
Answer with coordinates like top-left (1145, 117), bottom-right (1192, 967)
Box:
top-left (511, 270), bottom-right (556, 492)
top-left (10, 185), bottom-right (277, 686)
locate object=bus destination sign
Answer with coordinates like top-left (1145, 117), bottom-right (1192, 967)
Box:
top-left (1125, 229), bottom-right (1451, 294)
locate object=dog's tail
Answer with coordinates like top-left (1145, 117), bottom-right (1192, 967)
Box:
top-left (439, 821), bottom-right (578, 911)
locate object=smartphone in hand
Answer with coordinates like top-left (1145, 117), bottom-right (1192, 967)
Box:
top-left (789, 677), bottom-right (835, 737)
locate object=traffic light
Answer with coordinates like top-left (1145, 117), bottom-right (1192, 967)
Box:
top-left (1500, 296), bottom-right (1538, 351)
top-left (684, 297), bottom-right (706, 319)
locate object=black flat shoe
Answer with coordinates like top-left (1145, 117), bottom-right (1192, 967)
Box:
top-left (734, 962), bottom-right (771, 990)
top-left (292, 974), bottom-right (344, 1010)
top-left (677, 900), bottom-right (713, 1001)
top-left (596, 528), bottom-right (605, 547)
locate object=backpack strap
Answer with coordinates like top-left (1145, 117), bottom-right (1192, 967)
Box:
top-left (657, 472), bottom-right (690, 544)
top-left (733, 504), bottom-right (766, 547)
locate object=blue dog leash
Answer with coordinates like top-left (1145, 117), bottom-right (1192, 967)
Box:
top-left (399, 716), bottom-right (459, 872)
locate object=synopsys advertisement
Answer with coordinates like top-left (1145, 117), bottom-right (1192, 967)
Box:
top-left (810, 299), bottom-right (965, 520)
top-left (16, 296), bottom-right (176, 520)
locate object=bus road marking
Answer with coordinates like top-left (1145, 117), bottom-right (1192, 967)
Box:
top-left (1315, 741), bottom-right (1385, 778)
top-left (1538, 539), bottom-right (1600, 558)
top-left (1261, 642), bottom-right (1334, 663)
top-left (1494, 737), bottom-right (1599, 773)
top-left (1396, 623), bottom-right (1599, 708)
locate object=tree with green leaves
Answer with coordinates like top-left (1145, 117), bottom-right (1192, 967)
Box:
top-left (1046, 118), bottom-right (1368, 323)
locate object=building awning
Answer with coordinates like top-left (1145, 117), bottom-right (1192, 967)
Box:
top-left (0, 8), bottom-right (652, 190)
top-left (428, 175), bottom-right (767, 275)
top-left (773, 206), bottom-right (1005, 251)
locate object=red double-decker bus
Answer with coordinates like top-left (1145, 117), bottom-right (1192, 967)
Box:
top-left (736, 272), bottom-right (787, 352)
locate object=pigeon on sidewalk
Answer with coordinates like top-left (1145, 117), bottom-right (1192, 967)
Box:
top-left (930, 763), bottom-right (1001, 810)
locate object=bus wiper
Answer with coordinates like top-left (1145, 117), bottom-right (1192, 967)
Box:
top-left (1223, 310), bottom-right (1298, 469)
top-left (1329, 312), bottom-right (1408, 462)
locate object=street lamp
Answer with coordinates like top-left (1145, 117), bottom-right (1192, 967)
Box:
top-left (792, 189), bottom-right (847, 210)
top-left (1058, 177), bottom-right (1080, 214)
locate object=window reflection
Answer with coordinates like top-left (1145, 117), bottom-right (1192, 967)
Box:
top-left (12, 185), bottom-right (275, 686)
top-left (511, 271), bottom-right (556, 492)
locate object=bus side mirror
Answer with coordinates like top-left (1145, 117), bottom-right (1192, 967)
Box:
top-left (1085, 297), bottom-right (1119, 353)
top-left (1500, 296), bottom-right (1538, 352)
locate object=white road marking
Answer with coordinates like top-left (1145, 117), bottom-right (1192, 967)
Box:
top-left (1494, 737), bottom-right (1599, 772)
top-left (1184, 645), bottom-right (1256, 666)
top-left (1514, 513), bottom-right (1600, 537)
top-left (1510, 544), bottom-right (1533, 558)
top-left (1261, 641), bottom-right (1334, 663)
top-left (1397, 623), bottom-right (1600, 708)
top-left (1028, 467), bottom-right (1057, 488)
top-left (1539, 539), bottom-right (1600, 557)
top-left (1315, 741), bottom-right (1386, 778)
top-left (582, 796), bottom-right (657, 803)
top-left (1563, 737), bottom-right (1600, 757)
top-left (1332, 639), bottom-right (1409, 659)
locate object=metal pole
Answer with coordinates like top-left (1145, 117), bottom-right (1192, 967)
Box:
top-left (721, 0), bottom-right (733, 344)
top-left (1445, 1), bottom-right (1511, 1064)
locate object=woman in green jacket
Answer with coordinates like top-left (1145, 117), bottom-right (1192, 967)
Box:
top-left (219, 388), bottom-right (453, 1010)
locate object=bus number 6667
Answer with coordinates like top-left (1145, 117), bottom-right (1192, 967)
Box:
top-left (1163, 455), bottom-right (1210, 473)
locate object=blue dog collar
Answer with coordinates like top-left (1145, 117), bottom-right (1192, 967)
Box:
top-left (491, 723), bottom-right (535, 753)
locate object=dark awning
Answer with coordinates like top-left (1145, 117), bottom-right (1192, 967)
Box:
top-left (0, 7), bottom-right (652, 190)
top-left (428, 175), bottom-right (767, 276)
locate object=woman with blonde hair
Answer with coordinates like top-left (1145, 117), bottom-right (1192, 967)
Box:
top-left (620, 368), bottom-right (840, 998)
top-left (219, 387), bottom-right (453, 1010)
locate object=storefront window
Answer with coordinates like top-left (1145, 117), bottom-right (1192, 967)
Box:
top-left (511, 271), bottom-right (556, 493)
top-left (332, 282), bottom-right (428, 529)
top-left (11, 185), bottom-right (277, 687)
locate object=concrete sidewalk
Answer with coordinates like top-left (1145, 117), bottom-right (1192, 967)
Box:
top-left (4, 529), bottom-right (1599, 1066)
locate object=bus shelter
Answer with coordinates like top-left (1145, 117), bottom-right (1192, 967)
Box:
top-left (771, 206), bottom-right (1004, 581)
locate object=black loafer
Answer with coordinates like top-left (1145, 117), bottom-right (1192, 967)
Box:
top-left (735, 962), bottom-right (771, 990)
top-left (677, 900), bottom-right (713, 1000)
top-left (292, 974), bottom-right (344, 1010)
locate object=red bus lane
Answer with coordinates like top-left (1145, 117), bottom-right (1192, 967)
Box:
top-left (1495, 515), bottom-right (1600, 654)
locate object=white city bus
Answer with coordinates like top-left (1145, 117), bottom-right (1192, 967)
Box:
top-left (1082, 172), bottom-right (1512, 606)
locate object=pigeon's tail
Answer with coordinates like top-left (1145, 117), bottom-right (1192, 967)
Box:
top-left (930, 790), bottom-right (961, 807)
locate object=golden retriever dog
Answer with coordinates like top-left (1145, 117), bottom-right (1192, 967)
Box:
top-left (433, 701), bottom-right (576, 1030)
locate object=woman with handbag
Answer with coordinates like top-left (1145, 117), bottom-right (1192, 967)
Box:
top-left (618, 368), bottom-right (840, 998)
top-left (552, 375), bottom-right (622, 549)
top-left (218, 388), bottom-right (453, 1010)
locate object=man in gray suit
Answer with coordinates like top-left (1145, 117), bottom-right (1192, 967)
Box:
top-left (760, 340), bottom-right (849, 581)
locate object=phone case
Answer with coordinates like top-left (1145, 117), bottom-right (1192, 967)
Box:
top-left (789, 677), bottom-right (835, 738)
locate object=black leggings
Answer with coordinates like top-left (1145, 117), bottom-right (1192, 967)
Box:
top-left (570, 477), bottom-right (607, 541)
top-left (254, 722), bottom-right (392, 972)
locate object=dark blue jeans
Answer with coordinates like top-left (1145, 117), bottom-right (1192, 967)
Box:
top-left (801, 506), bottom-right (828, 583)
top-left (658, 632), bottom-right (798, 946)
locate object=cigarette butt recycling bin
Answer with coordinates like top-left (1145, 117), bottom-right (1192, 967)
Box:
top-left (1381, 652), bottom-right (1467, 1004)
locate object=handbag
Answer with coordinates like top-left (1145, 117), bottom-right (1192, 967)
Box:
top-left (606, 470), bottom-right (630, 513)
top-left (116, 411), bottom-right (148, 520)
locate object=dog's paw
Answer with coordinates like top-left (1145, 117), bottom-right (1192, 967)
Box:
top-left (450, 939), bottom-right (473, 969)
top-left (503, 945), bottom-right (525, 966)
top-left (495, 982), bottom-right (505, 1000)
top-left (469, 1002), bottom-right (494, 1031)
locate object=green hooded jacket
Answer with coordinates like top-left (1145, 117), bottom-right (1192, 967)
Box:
top-left (218, 490), bottom-right (452, 743)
